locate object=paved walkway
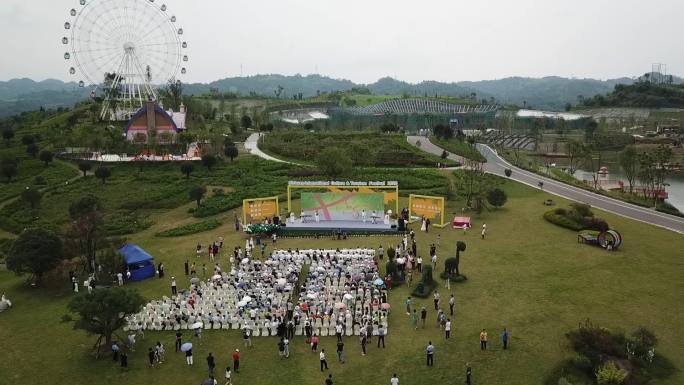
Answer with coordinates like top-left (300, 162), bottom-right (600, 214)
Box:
top-left (406, 136), bottom-right (684, 234)
top-left (245, 133), bottom-right (300, 165)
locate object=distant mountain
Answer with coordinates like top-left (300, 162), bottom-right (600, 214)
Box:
top-left (1, 73), bottom-right (676, 118)
top-left (580, 81), bottom-right (684, 108)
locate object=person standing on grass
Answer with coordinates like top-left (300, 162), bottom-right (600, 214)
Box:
top-left (420, 307), bottom-right (427, 328)
top-left (175, 331), bottom-right (182, 352)
top-left (207, 352), bottom-right (216, 377)
top-left (224, 367), bottom-right (232, 385)
top-left (184, 260), bottom-right (189, 276)
top-left (283, 337), bottom-right (290, 358)
top-left (335, 323), bottom-right (343, 342)
top-left (232, 349), bottom-right (240, 373)
top-left (417, 255), bottom-right (423, 272)
top-left (325, 374), bottom-right (333, 385)
top-left (171, 277), bottom-right (177, 296)
top-left (391, 373), bottom-right (399, 385)
top-left (433, 291), bottom-right (440, 311)
top-left (117, 272), bottom-right (123, 286)
top-left (426, 341), bottom-right (435, 366)
top-left (405, 297), bottom-right (412, 315)
top-left (360, 331), bottom-right (367, 356)
top-left (278, 338), bottom-right (286, 358)
top-left (502, 328), bottom-right (509, 350)
top-left (156, 341), bottom-right (165, 363)
top-left (445, 319), bottom-right (451, 339)
top-left (147, 347), bottom-right (155, 368)
top-left (480, 329), bottom-right (488, 350)
top-left (411, 309), bottom-right (419, 330)
top-left (377, 324), bottom-right (386, 348)
top-left (185, 347), bottom-right (193, 365)
top-left (378, 245), bottom-right (384, 260)
top-left (112, 342), bottom-right (120, 361)
top-left (190, 262), bottom-right (196, 276)
top-left (466, 363), bottom-right (472, 385)
top-left (120, 352), bottom-right (128, 369)
top-left (319, 349), bottom-right (329, 371)
top-left (407, 270), bottom-right (413, 287)
top-left (311, 334), bottom-right (319, 352)
top-left (336, 339), bottom-right (345, 363)
top-left (449, 294), bottom-right (455, 316)
top-left (481, 223), bottom-right (487, 239)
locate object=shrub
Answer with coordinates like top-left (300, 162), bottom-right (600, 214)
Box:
top-left (566, 320), bottom-right (626, 367)
top-left (156, 218), bottom-right (222, 237)
top-left (411, 279), bottom-right (437, 298)
top-left (570, 203), bottom-right (594, 218)
top-left (544, 209), bottom-right (587, 231)
top-left (385, 260), bottom-right (397, 277)
top-left (487, 188), bottom-right (508, 208)
top-left (444, 257), bottom-right (458, 275)
top-left (555, 208), bottom-right (567, 215)
top-left (585, 217), bottom-right (610, 232)
top-left (595, 362), bottom-right (627, 385)
top-left (627, 327), bottom-right (657, 362)
top-left (504, 168), bottom-right (512, 177)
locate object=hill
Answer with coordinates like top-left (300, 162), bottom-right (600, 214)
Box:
top-left (580, 82), bottom-right (684, 108)
top-left (0, 74), bottom-right (666, 117)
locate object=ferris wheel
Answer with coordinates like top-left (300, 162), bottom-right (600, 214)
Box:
top-left (63, 0), bottom-right (188, 120)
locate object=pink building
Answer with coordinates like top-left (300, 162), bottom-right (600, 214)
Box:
top-left (125, 101), bottom-right (186, 143)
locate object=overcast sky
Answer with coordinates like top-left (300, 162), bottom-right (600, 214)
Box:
top-left (2, 0), bottom-right (683, 84)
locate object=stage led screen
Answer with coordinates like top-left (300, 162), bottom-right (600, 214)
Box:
top-left (301, 192), bottom-right (384, 221)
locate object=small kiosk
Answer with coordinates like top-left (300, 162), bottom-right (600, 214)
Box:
top-left (118, 244), bottom-right (156, 281)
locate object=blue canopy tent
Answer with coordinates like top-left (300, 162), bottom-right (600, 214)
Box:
top-left (118, 244), bottom-right (155, 281)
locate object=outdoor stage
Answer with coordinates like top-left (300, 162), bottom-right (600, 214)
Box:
top-left (280, 219), bottom-right (399, 235)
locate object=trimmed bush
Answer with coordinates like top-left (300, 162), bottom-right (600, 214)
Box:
top-left (156, 218), bottom-right (222, 237)
top-left (544, 209), bottom-right (585, 231)
top-left (595, 362), bottom-right (627, 385)
top-left (570, 203), bottom-right (594, 218)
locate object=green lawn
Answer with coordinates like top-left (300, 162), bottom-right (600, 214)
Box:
top-left (260, 131), bottom-right (459, 168)
top-left (1, 179), bottom-right (683, 385)
top-left (430, 136), bottom-right (487, 162)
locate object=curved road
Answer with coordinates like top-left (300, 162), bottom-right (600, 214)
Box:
top-left (245, 133), bottom-right (300, 165)
top-left (407, 136), bottom-right (684, 234)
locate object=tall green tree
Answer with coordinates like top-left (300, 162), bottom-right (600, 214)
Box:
top-left (67, 195), bottom-right (104, 272)
top-left (189, 185), bottom-right (207, 207)
top-left (565, 139), bottom-right (586, 175)
top-left (2, 127), bottom-right (14, 146)
top-left (78, 161), bottom-right (92, 177)
top-left (68, 288), bottom-right (146, 357)
top-left (94, 167), bottom-right (111, 184)
top-left (26, 143), bottom-right (39, 158)
top-left (316, 148), bottom-right (352, 178)
top-left (224, 143), bottom-right (239, 161)
top-left (486, 188), bottom-right (507, 208)
top-left (619, 145), bottom-right (638, 193)
top-left (7, 228), bottom-right (63, 285)
top-left (39, 150), bottom-right (54, 166)
top-left (180, 162), bottom-right (194, 178)
top-left (201, 154), bottom-right (217, 171)
top-left (1, 158), bottom-right (18, 182)
top-left (21, 187), bottom-right (42, 209)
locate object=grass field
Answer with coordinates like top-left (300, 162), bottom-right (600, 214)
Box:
top-left (261, 131), bottom-right (459, 168)
top-left (1, 178), bottom-right (683, 385)
top-left (429, 137), bottom-right (487, 162)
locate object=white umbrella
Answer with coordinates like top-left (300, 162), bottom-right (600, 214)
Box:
top-left (277, 278), bottom-right (287, 285)
top-left (241, 258), bottom-right (249, 264)
top-left (343, 293), bottom-right (354, 300)
top-left (307, 293), bottom-right (318, 299)
top-left (396, 257), bottom-right (405, 264)
top-left (191, 322), bottom-right (203, 329)
top-left (241, 295), bottom-right (252, 303)
top-left (211, 274), bottom-right (222, 280)
top-left (180, 342), bottom-right (192, 352)
top-left (237, 301), bottom-right (247, 307)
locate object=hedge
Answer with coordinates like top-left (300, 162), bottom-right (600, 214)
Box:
top-left (543, 209), bottom-right (585, 231)
top-left (156, 218), bottom-right (222, 237)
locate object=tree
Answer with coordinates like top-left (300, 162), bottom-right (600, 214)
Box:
top-left (224, 143), bottom-right (239, 161)
top-left (21, 187), bottom-right (42, 209)
top-left (441, 150), bottom-right (449, 160)
top-left (380, 123), bottom-right (399, 133)
top-left (67, 195), bottom-right (104, 272)
top-left (487, 188), bottom-right (507, 208)
top-left (68, 288), bottom-right (146, 358)
top-left (619, 145), bottom-right (638, 194)
top-left (78, 161), bottom-right (92, 177)
top-left (433, 124), bottom-right (453, 140)
top-left (7, 228), bottom-right (63, 284)
top-left (1, 158), bottom-right (18, 182)
top-left (94, 167), bottom-right (111, 184)
top-left (180, 162), bottom-right (194, 178)
top-left (26, 143), bottom-right (39, 158)
top-left (595, 362), bottom-right (627, 385)
top-left (201, 154), bottom-right (217, 171)
top-left (316, 148), bottom-right (352, 178)
top-left (2, 127), bottom-right (14, 146)
top-left (566, 139), bottom-right (586, 175)
top-left (189, 185), bottom-right (206, 207)
top-left (241, 115), bottom-right (252, 129)
top-left (21, 134), bottom-right (35, 146)
top-left (454, 241), bottom-right (466, 276)
top-left (39, 150), bottom-right (54, 166)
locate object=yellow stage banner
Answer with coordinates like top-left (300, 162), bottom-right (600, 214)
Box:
top-left (243, 197), bottom-right (279, 224)
top-left (409, 194), bottom-right (446, 227)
